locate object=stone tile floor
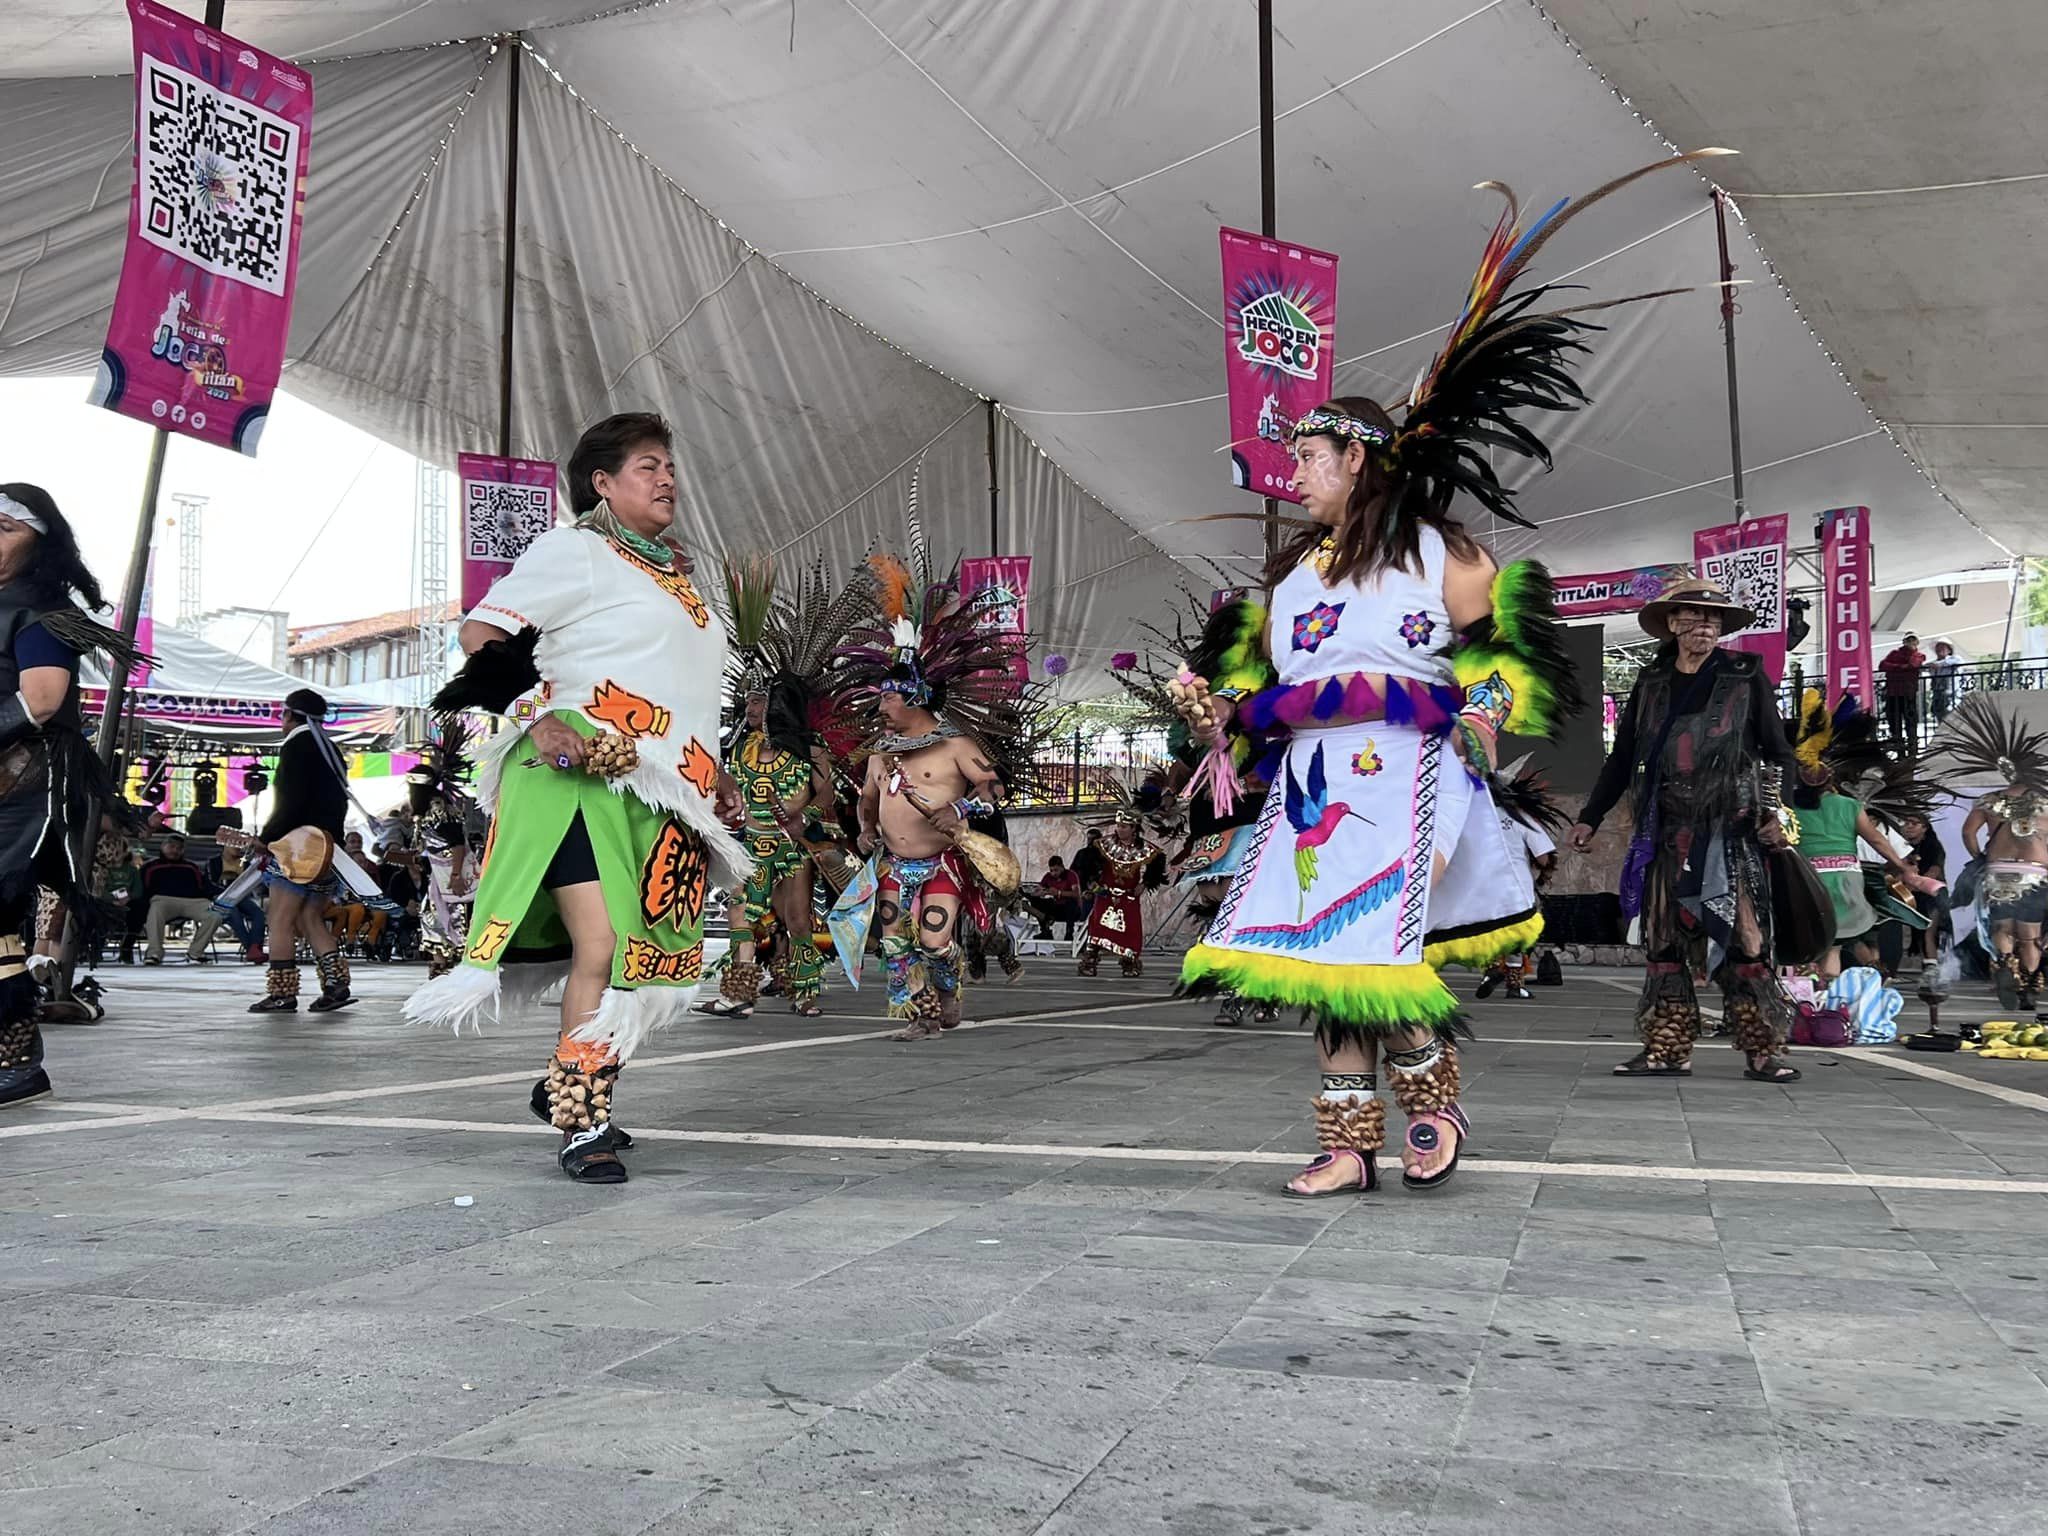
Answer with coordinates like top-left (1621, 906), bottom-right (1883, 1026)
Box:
top-left (4, 959), bottom-right (2048, 1533)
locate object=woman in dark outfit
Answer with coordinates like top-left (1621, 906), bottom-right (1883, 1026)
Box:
top-left (1570, 576), bottom-right (1799, 1082)
top-left (247, 687), bottom-right (354, 1013)
top-left (0, 484), bottom-right (145, 1109)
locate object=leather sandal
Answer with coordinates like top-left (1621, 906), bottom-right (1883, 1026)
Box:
top-left (1612, 1052), bottom-right (1691, 1077)
top-left (1401, 1105), bottom-right (1471, 1192)
top-left (1743, 1056), bottom-right (1802, 1083)
top-left (559, 1125), bottom-right (627, 1184)
top-left (1281, 1147), bottom-right (1377, 1198)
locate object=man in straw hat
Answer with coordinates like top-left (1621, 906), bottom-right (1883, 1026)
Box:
top-left (1571, 574), bottom-right (1801, 1083)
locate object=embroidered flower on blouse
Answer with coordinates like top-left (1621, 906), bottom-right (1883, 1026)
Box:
top-left (1292, 601), bottom-right (1344, 653)
top-left (1399, 611), bottom-right (1435, 649)
top-left (1351, 741), bottom-right (1384, 777)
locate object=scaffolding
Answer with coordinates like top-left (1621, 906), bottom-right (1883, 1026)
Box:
top-left (409, 459), bottom-right (452, 734)
top-left (169, 492), bottom-right (207, 624)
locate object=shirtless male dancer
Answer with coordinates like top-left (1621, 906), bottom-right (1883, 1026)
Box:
top-left (1965, 779), bottom-right (2048, 1011)
top-left (858, 673), bottom-right (1001, 1041)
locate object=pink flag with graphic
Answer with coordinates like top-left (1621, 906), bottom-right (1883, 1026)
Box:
top-left (1220, 228), bottom-right (1338, 503)
top-left (959, 555), bottom-right (1033, 685)
top-left (89, 1), bottom-right (313, 456)
top-left (459, 454), bottom-right (563, 610)
top-left (1694, 515), bottom-right (1790, 682)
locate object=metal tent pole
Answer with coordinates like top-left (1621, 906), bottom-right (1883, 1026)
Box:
top-left (985, 399), bottom-right (1000, 555)
top-left (1713, 189), bottom-right (1748, 522)
top-left (497, 36), bottom-right (523, 458)
top-left (1258, 0), bottom-right (1280, 562)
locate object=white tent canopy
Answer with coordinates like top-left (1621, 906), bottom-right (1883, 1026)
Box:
top-left (3, 1), bottom-right (2030, 687)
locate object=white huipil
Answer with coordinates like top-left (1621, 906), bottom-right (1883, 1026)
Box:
top-left (1188, 527), bottom-right (1536, 1026)
top-left (465, 525), bottom-right (747, 890)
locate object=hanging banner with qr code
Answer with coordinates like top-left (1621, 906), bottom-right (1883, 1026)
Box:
top-left (88, 1), bottom-right (313, 456)
top-left (1220, 227), bottom-right (1339, 503)
top-left (1821, 506), bottom-right (1874, 708)
top-left (1693, 514), bottom-right (1789, 683)
top-left (458, 453), bottom-right (563, 610)
top-left (958, 556), bottom-right (1033, 685)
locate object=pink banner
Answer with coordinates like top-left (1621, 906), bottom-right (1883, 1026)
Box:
top-left (1220, 227), bottom-right (1338, 503)
top-left (459, 454), bottom-right (562, 610)
top-left (88, 1), bottom-right (312, 455)
top-left (959, 555), bottom-right (1033, 684)
top-left (1551, 563), bottom-right (1693, 622)
top-left (1694, 514), bottom-right (1789, 682)
top-left (1822, 505), bottom-right (1874, 707)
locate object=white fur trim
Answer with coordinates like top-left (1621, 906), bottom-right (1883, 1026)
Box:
top-left (500, 961), bottom-right (571, 1011)
top-left (566, 983), bottom-right (698, 1065)
top-left (403, 963), bottom-right (499, 1036)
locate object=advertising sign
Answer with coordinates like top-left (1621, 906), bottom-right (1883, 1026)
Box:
top-left (1694, 514), bottom-right (1789, 682)
top-left (1220, 227), bottom-right (1339, 502)
top-left (459, 454), bottom-right (562, 611)
top-left (89, 0), bottom-right (313, 454)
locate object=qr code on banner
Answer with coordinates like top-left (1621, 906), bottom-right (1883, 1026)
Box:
top-left (465, 480), bottom-right (557, 563)
top-left (1701, 545), bottom-right (1784, 636)
top-left (137, 58), bottom-right (299, 297)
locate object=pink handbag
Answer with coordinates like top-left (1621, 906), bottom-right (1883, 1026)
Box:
top-left (1791, 1003), bottom-right (1853, 1048)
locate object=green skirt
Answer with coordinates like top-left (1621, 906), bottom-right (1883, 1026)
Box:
top-left (403, 712), bottom-right (713, 1061)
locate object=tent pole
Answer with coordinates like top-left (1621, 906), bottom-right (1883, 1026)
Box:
top-left (1713, 189), bottom-right (1747, 522)
top-left (497, 36), bottom-right (523, 458)
top-left (1258, 0), bottom-right (1280, 562)
top-left (985, 399), bottom-right (1000, 555)
top-left (53, 0), bottom-right (228, 1012)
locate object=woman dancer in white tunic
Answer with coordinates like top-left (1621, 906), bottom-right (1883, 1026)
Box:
top-left (1175, 150), bottom-right (1722, 1198)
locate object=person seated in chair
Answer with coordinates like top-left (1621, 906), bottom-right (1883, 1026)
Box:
top-left (140, 834), bottom-right (221, 964)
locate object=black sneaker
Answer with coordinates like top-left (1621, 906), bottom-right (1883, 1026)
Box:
top-left (1475, 973), bottom-right (1500, 1000)
top-left (0, 1065), bottom-right (52, 1110)
top-left (1508, 983), bottom-right (1534, 1000)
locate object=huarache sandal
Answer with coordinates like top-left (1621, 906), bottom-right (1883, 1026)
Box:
top-left (1401, 1104), bottom-right (1471, 1192)
top-left (1612, 1052), bottom-right (1691, 1077)
top-left (559, 1125), bottom-right (628, 1183)
top-left (1280, 1147), bottom-right (1377, 1199)
top-left (1743, 1056), bottom-right (1802, 1083)
top-left (529, 1079), bottom-right (633, 1149)
top-left (693, 997), bottom-right (754, 1018)
top-left (791, 1001), bottom-right (823, 1018)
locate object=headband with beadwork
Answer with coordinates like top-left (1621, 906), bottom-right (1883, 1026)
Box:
top-left (1286, 408), bottom-right (1392, 448)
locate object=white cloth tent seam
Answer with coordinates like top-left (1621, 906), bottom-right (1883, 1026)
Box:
top-left (1523, 0), bottom-right (2016, 559)
top-left (1526, 429), bottom-right (1883, 529)
top-left (304, 0), bottom-right (444, 59)
top-left (762, 0), bottom-right (1508, 263)
top-left (1738, 170), bottom-right (2048, 201)
top-left (293, 46), bottom-right (497, 370)
top-left (766, 403), bottom-right (981, 557)
top-left (1005, 204), bottom-right (1712, 421)
top-left (514, 36), bottom-right (989, 406)
top-left (835, 0), bottom-right (1219, 332)
top-left (599, 252), bottom-right (756, 402)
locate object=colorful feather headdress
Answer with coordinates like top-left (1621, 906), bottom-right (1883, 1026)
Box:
top-left (1292, 148), bottom-right (1735, 536)
top-left (1793, 690), bottom-right (1938, 829)
top-left (1932, 692), bottom-right (2048, 796)
top-left (831, 487), bottom-right (1055, 796)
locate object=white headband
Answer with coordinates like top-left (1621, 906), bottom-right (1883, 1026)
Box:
top-left (0, 493), bottom-right (47, 535)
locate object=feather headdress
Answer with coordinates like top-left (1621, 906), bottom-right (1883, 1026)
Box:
top-left (1793, 690), bottom-right (1939, 830)
top-left (831, 489), bottom-right (1054, 796)
top-left (1931, 692), bottom-right (2048, 796)
top-left (1294, 148), bottom-right (1734, 537)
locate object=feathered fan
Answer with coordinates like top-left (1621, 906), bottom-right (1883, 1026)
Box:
top-left (1932, 692), bottom-right (2048, 795)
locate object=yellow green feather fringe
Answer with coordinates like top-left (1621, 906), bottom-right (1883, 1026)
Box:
top-left (1209, 600), bottom-right (1276, 699)
top-left (1424, 909), bottom-right (1546, 972)
top-left (1453, 559), bottom-right (1579, 739)
top-left (1181, 944), bottom-right (1460, 1028)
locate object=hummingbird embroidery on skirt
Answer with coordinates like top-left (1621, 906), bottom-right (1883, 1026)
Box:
top-left (1284, 742), bottom-right (1373, 921)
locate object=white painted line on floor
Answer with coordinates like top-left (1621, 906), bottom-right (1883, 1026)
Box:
top-left (1843, 1049), bottom-right (2048, 1115)
top-left (181, 1110), bottom-right (2048, 1194)
top-left (0, 1109), bottom-right (185, 1140)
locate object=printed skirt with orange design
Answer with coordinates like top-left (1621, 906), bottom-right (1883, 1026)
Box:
top-left (404, 711), bottom-right (712, 1064)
